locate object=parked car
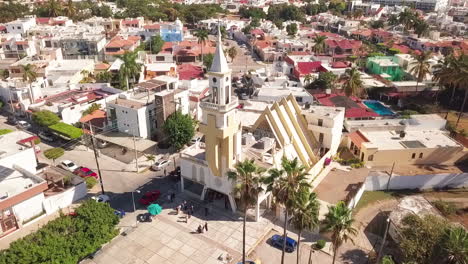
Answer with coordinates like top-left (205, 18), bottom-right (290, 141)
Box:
top-left (17, 120), bottom-right (31, 129)
top-left (74, 167), bottom-right (98, 179)
top-left (38, 131), bottom-right (55, 142)
top-left (137, 213), bottom-right (153, 222)
top-left (151, 159), bottom-right (171, 171)
top-left (60, 160), bottom-right (79, 172)
top-left (138, 190), bottom-right (161, 205)
top-left (92, 194), bottom-right (110, 203)
top-left (270, 234), bottom-right (297, 253)
top-left (7, 116), bottom-right (17, 125)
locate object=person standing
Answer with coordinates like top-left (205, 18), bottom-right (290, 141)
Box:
top-left (204, 206), bottom-right (209, 216)
top-left (204, 222), bottom-right (208, 232)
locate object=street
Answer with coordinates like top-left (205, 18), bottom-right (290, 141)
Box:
top-left (224, 39), bottom-right (264, 74)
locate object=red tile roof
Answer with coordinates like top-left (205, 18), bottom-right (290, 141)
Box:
top-left (330, 61), bottom-right (349, 68)
top-left (106, 35), bottom-right (140, 48)
top-left (250, 29), bottom-right (265, 35)
top-left (144, 24), bottom-right (161, 30)
top-left (289, 51), bottom-right (311, 56)
top-left (95, 63), bottom-right (110, 71)
top-left (36, 17), bottom-right (51, 24)
top-left (349, 130), bottom-right (369, 148)
top-left (313, 93), bottom-right (379, 118)
top-left (296, 61), bottom-right (323, 75)
top-left (177, 64), bottom-right (204, 80)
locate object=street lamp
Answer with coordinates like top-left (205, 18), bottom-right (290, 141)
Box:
top-left (131, 189), bottom-right (141, 227)
top-left (124, 129), bottom-right (139, 172)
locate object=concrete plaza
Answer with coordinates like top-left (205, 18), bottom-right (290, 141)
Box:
top-left (81, 193), bottom-right (274, 264)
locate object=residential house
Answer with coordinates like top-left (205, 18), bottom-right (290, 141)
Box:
top-left (104, 35), bottom-right (141, 60)
top-left (366, 56), bottom-right (404, 81)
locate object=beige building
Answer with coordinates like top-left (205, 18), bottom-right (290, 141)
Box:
top-left (348, 128), bottom-right (465, 167)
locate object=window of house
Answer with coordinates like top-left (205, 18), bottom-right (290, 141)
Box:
top-left (156, 56), bottom-right (165, 61)
top-left (17, 45), bottom-right (23, 51)
top-left (5, 45), bottom-right (10, 50)
top-left (318, 119), bottom-right (323, 127)
top-left (296, 97), bottom-right (303, 103)
top-left (419, 153), bottom-right (423, 158)
top-left (319, 133), bottom-right (324, 143)
top-left (368, 155), bottom-right (374, 161)
top-left (411, 153), bottom-right (416, 159)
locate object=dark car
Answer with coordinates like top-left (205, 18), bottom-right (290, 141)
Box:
top-left (138, 190), bottom-right (161, 205)
top-left (137, 213), bottom-right (153, 222)
top-left (270, 234), bottom-right (297, 253)
top-left (7, 116), bottom-right (17, 125)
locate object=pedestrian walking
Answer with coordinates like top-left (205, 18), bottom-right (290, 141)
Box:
top-left (170, 192), bottom-right (175, 202)
top-left (176, 204), bottom-right (181, 215)
top-left (190, 205), bottom-right (194, 214)
top-left (185, 214), bottom-right (188, 223)
top-left (183, 200), bottom-right (187, 211)
top-left (164, 169), bottom-right (167, 177)
top-left (204, 222), bottom-right (208, 232)
top-left (197, 225), bottom-right (203, 233)
top-left (166, 193), bottom-right (171, 203)
top-left (204, 206), bottom-right (209, 216)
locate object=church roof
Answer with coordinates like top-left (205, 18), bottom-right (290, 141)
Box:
top-left (209, 25), bottom-right (230, 73)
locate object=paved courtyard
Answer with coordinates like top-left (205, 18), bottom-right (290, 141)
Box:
top-left (82, 193), bottom-right (273, 264)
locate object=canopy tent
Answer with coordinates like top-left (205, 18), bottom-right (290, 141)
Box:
top-left (147, 204), bottom-right (162, 216)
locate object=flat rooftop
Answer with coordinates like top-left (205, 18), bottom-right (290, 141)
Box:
top-left (0, 166), bottom-right (44, 199)
top-left (361, 129), bottom-right (461, 150)
top-left (369, 57), bottom-right (398, 67)
top-left (0, 131), bottom-right (35, 158)
top-left (305, 105), bottom-right (345, 119)
top-left (110, 98), bottom-right (145, 109)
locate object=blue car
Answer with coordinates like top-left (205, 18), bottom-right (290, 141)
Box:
top-left (270, 234), bottom-right (297, 253)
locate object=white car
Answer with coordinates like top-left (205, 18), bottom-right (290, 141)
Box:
top-left (151, 159), bottom-right (171, 171)
top-left (60, 160), bottom-right (79, 172)
top-left (17, 120), bottom-right (31, 129)
top-left (92, 194), bottom-right (110, 203)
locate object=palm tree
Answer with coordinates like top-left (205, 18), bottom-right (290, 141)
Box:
top-left (64, 0), bottom-right (76, 19)
top-left (408, 51), bottom-right (432, 92)
top-left (227, 159), bottom-right (264, 264)
top-left (312, 35), bottom-right (327, 55)
top-left (96, 71), bottom-right (113, 83)
top-left (116, 51), bottom-right (140, 90)
top-left (414, 19), bottom-right (430, 38)
top-left (21, 64), bottom-right (37, 103)
top-left (322, 201), bottom-right (357, 264)
top-left (450, 54), bottom-right (468, 127)
top-left (433, 54), bottom-right (457, 104)
top-left (194, 29), bottom-right (209, 67)
top-left (263, 157), bottom-right (311, 264)
top-left (387, 14), bottom-right (399, 27)
top-left (398, 8), bottom-right (416, 32)
top-left (46, 0), bottom-right (62, 17)
top-left (290, 186), bottom-right (320, 264)
top-left (343, 67), bottom-right (363, 97)
top-left (227, 47), bottom-right (238, 62)
top-left (440, 227), bottom-right (468, 264)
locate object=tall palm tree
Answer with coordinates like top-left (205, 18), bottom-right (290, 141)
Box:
top-left (194, 29), bottom-right (209, 67)
top-left (449, 54), bottom-right (468, 127)
top-left (433, 54), bottom-right (457, 104)
top-left (398, 8), bottom-right (416, 32)
top-left (387, 14), bottom-right (399, 27)
top-left (414, 19), bottom-right (429, 38)
top-left (312, 35), bottom-right (327, 55)
top-left (46, 0), bottom-right (62, 17)
top-left (343, 67), bottom-right (363, 97)
top-left (440, 227), bottom-right (468, 264)
top-left (408, 51), bottom-right (432, 92)
top-left (290, 186), bottom-right (320, 264)
top-left (116, 51), bottom-right (140, 90)
top-left (21, 64), bottom-right (37, 103)
top-left (64, 0), bottom-right (76, 19)
top-left (322, 201), bottom-right (357, 264)
top-left (263, 157), bottom-right (311, 264)
top-left (227, 159), bottom-right (265, 264)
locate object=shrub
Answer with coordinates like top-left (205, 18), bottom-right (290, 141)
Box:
top-left (44, 147), bottom-right (65, 162)
top-left (33, 138), bottom-right (41, 145)
top-left (0, 129), bottom-right (13, 135)
top-left (85, 177), bottom-right (98, 189)
top-left (0, 200), bottom-right (119, 264)
top-left (315, 239), bottom-right (326, 249)
top-left (49, 122), bottom-right (83, 139)
top-left (350, 162), bottom-right (364, 169)
top-left (32, 110), bottom-right (60, 127)
top-left (433, 200), bottom-right (457, 216)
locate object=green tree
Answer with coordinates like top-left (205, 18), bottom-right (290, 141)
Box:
top-left (146, 35), bottom-right (165, 54)
top-left (408, 51), bottom-right (432, 92)
top-left (440, 227), bottom-right (468, 264)
top-left (250, 17), bottom-right (261, 28)
top-left (163, 111), bottom-right (195, 151)
top-left (21, 64), bottom-right (38, 103)
top-left (91, 4), bottom-right (113, 18)
top-left (309, 71), bottom-right (337, 90)
top-left (239, 6), bottom-right (266, 19)
top-left (85, 177), bottom-right (98, 189)
top-left (387, 14), bottom-right (399, 27)
top-left (312, 35), bottom-right (327, 55)
top-left (82, 103), bottom-right (101, 116)
top-left (322, 201), bottom-right (357, 264)
top-left (243, 25), bottom-right (253, 35)
top-left (96, 71), bottom-right (113, 83)
top-left (227, 159), bottom-right (264, 264)
top-left (381, 255), bottom-right (395, 264)
top-left (46, 0), bottom-right (63, 17)
top-left (370, 20), bottom-right (385, 29)
top-left (399, 8), bottom-right (417, 32)
top-left (194, 28), bottom-right (209, 67)
top-left (0, 2), bottom-right (29, 23)
top-left (44, 147), bottom-right (65, 164)
top-left (414, 19), bottom-right (430, 37)
top-left (64, 0), bottom-right (76, 19)
top-left (290, 186), bottom-right (319, 264)
top-left (286, 23), bottom-right (298, 36)
top-left (263, 157), bottom-right (311, 264)
top-left (203, 53), bottom-right (214, 69)
top-left (343, 67), bottom-right (363, 97)
top-left (32, 110), bottom-right (60, 127)
top-left (400, 214), bottom-right (448, 263)
top-left (116, 51), bottom-right (140, 90)
top-left (267, 4), bottom-right (305, 23)
top-left (227, 47), bottom-right (238, 62)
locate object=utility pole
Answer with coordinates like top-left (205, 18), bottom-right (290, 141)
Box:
top-left (386, 162), bottom-right (395, 191)
top-left (132, 132), bottom-right (139, 172)
top-left (89, 122), bottom-right (105, 194)
top-left (376, 218), bottom-right (391, 263)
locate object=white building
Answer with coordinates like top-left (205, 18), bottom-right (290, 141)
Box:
top-left (5, 16), bottom-right (36, 36)
top-left (370, 0), bottom-right (449, 12)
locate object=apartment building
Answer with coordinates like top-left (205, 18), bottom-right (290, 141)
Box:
top-left (370, 0), bottom-right (449, 12)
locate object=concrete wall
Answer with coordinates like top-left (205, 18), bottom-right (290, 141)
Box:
top-left (347, 182), bottom-right (366, 209)
top-left (365, 172), bottom-right (468, 191)
top-left (43, 182), bottom-right (87, 215)
top-left (12, 193), bottom-right (45, 224)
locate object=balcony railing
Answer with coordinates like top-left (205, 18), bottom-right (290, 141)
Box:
top-left (200, 97), bottom-right (238, 113)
